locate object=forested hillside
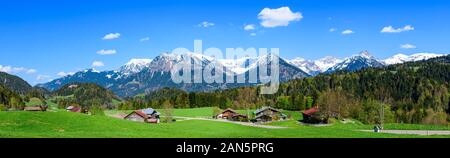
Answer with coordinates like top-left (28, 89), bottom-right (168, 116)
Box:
top-left (120, 55), bottom-right (450, 125)
top-left (53, 83), bottom-right (120, 111)
top-left (0, 84), bottom-right (25, 110)
top-left (0, 72), bottom-right (33, 94)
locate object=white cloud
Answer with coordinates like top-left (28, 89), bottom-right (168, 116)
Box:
top-left (0, 65), bottom-right (12, 73)
top-left (381, 25), bottom-right (414, 33)
top-left (92, 61), bottom-right (105, 67)
top-left (244, 24), bottom-right (256, 31)
top-left (401, 44), bottom-right (417, 49)
top-left (57, 71), bottom-right (75, 77)
top-left (258, 7), bottom-right (303, 28)
top-left (26, 69), bottom-right (37, 74)
top-left (36, 75), bottom-right (52, 81)
top-left (97, 49), bottom-right (117, 55)
top-left (0, 65), bottom-right (36, 74)
top-left (102, 33), bottom-right (121, 40)
top-left (250, 33), bottom-right (257, 36)
top-left (342, 29), bottom-right (354, 35)
top-left (198, 21), bottom-right (215, 28)
top-left (329, 28), bottom-right (337, 32)
top-left (140, 37), bottom-right (150, 42)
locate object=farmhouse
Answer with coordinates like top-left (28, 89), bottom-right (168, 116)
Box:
top-left (66, 106), bottom-right (91, 114)
top-left (253, 106), bottom-right (287, 122)
top-left (66, 106), bottom-right (81, 113)
top-left (142, 108), bottom-right (161, 123)
top-left (24, 106), bottom-right (47, 112)
top-left (124, 108), bottom-right (160, 123)
top-left (301, 106), bottom-right (327, 124)
top-left (217, 108), bottom-right (248, 121)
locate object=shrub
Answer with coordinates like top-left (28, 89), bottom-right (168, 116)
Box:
top-left (89, 105), bottom-right (105, 116)
top-left (422, 108), bottom-right (448, 125)
top-left (327, 118), bottom-right (337, 124)
top-left (0, 104), bottom-right (5, 111)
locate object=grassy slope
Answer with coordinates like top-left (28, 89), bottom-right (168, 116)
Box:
top-left (1, 109), bottom-right (450, 138)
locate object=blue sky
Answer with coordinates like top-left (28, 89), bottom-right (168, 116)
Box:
top-left (1, 0), bottom-right (449, 85)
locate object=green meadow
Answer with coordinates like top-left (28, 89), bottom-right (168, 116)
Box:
top-left (1, 107), bottom-right (450, 138)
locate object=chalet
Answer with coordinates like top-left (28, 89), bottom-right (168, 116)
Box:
top-left (66, 106), bottom-right (81, 113)
top-left (124, 108), bottom-right (161, 124)
top-left (230, 114), bottom-right (248, 122)
top-left (217, 108), bottom-right (248, 121)
top-left (301, 107), bottom-right (326, 124)
top-left (217, 108), bottom-right (237, 119)
top-left (142, 108), bottom-right (161, 123)
top-left (253, 106), bottom-right (287, 123)
top-left (24, 106), bottom-right (47, 112)
top-left (124, 110), bottom-right (149, 122)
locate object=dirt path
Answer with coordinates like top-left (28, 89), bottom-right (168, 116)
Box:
top-left (360, 130), bottom-right (450, 136)
top-left (172, 116), bottom-right (288, 129)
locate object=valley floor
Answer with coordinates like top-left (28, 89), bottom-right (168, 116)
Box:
top-left (1, 108), bottom-right (450, 138)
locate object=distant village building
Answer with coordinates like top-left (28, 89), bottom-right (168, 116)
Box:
top-left (124, 108), bottom-right (160, 124)
top-left (24, 106), bottom-right (47, 112)
top-left (66, 106), bottom-right (81, 113)
top-left (253, 106), bottom-right (287, 122)
top-left (301, 106), bottom-right (326, 124)
top-left (217, 108), bottom-right (248, 121)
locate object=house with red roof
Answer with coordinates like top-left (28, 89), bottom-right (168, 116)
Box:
top-left (301, 106), bottom-right (327, 124)
top-left (124, 108), bottom-right (160, 123)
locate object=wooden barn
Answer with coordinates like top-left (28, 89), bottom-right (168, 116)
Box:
top-left (301, 106), bottom-right (327, 124)
top-left (124, 108), bottom-right (161, 124)
top-left (124, 110), bottom-right (149, 122)
top-left (24, 106), bottom-right (47, 112)
top-left (216, 108), bottom-right (248, 121)
top-left (66, 106), bottom-right (81, 113)
top-left (217, 108), bottom-right (237, 119)
top-left (230, 114), bottom-right (248, 122)
top-left (253, 106), bottom-right (287, 123)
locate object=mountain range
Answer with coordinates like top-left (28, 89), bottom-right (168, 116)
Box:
top-left (37, 52), bottom-right (310, 97)
top-left (288, 51), bottom-right (445, 74)
top-left (36, 51), bottom-right (446, 97)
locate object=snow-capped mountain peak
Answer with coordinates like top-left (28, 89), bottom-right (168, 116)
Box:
top-left (382, 53), bottom-right (445, 65)
top-left (314, 56), bottom-right (343, 72)
top-left (357, 50), bottom-right (374, 59)
top-left (119, 58), bottom-right (152, 74)
top-left (409, 53), bottom-right (444, 61)
top-left (347, 50), bottom-right (376, 60)
top-left (382, 54), bottom-right (410, 65)
top-left (288, 58), bottom-right (320, 75)
top-left (326, 51), bottom-right (383, 73)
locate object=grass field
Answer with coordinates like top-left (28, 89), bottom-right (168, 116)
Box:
top-left (1, 108), bottom-right (450, 138)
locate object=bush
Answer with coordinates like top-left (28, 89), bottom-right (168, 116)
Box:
top-left (422, 108), bottom-right (448, 125)
top-left (0, 104), bottom-right (5, 111)
top-left (89, 105), bottom-right (105, 116)
top-left (327, 118), bottom-right (337, 124)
